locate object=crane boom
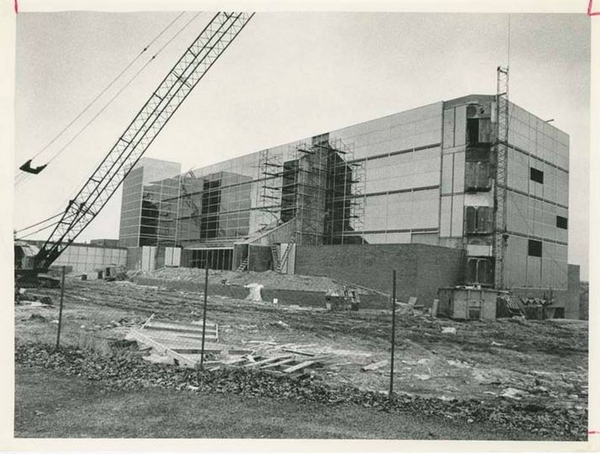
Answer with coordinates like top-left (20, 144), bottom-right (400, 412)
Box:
top-left (34, 12), bottom-right (254, 271)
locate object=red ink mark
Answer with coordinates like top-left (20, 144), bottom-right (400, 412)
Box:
top-left (588, 0), bottom-right (600, 16)
top-left (14, 0), bottom-right (18, 14)
top-left (589, 430), bottom-right (599, 435)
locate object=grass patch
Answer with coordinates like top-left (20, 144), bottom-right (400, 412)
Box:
top-left (16, 366), bottom-right (537, 440)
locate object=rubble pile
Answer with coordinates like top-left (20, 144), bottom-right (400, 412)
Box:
top-left (16, 343), bottom-right (587, 440)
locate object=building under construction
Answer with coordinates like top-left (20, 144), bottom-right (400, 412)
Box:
top-left (118, 92), bottom-right (578, 317)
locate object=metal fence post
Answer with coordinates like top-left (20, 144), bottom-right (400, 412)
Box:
top-left (200, 266), bottom-right (209, 369)
top-left (55, 266), bottom-right (66, 351)
top-left (389, 269), bottom-right (397, 398)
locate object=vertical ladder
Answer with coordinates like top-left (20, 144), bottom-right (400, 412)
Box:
top-left (270, 244), bottom-right (280, 271)
top-left (494, 66), bottom-right (509, 289)
top-left (276, 237), bottom-right (296, 273)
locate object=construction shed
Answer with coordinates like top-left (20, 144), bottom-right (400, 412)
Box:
top-left (437, 287), bottom-right (499, 320)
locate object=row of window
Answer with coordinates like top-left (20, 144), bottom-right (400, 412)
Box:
top-left (467, 238), bottom-right (553, 285)
top-left (465, 162), bottom-right (555, 190)
top-left (464, 207), bottom-right (567, 235)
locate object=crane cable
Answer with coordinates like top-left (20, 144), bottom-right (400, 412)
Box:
top-left (15, 212), bottom-right (63, 234)
top-left (53, 11), bottom-right (203, 213)
top-left (15, 12), bottom-right (204, 242)
top-left (15, 11), bottom-right (187, 187)
top-left (16, 221), bottom-right (61, 240)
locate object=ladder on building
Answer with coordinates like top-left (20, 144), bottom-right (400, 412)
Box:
top-left (275, 237), bottom-right (296, 273)
top-left (270, 244), bottom-right (280, 272)
top-left (236, 257), bottom-right (249, 272)
top-left (493, 66), bottom-right (510, 289)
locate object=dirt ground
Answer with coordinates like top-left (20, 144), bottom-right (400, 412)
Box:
top-left (15, 274), bottom-right (588, 413)
top-left (132, 267), bottom-right (378, 293)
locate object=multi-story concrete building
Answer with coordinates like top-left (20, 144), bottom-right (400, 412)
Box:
top-left (118, 94), bottom-right (574, 314)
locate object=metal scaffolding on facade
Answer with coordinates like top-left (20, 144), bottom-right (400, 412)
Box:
top-left (493, 66), bottom-right (510, 289)
top-left (256, 149), bottom-right (284, 229)
top-left (256, 135), bottom-right (365, 246)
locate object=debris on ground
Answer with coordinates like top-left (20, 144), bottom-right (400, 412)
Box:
top-left (126, 315), bottom-right (221, 368)
top-left (362, 360), bottom-right (388, 371)
top-left (14, 277), bottom-right (588, 441)
top-left (15, 343), bottom-right (587, 441)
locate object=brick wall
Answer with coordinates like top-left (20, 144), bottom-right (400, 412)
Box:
top-left (294, 244), bottom-right (465, 306)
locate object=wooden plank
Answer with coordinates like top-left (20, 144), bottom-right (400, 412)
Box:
top-left (260, 358), bottom-right (296, 370)
top-left (141, 314), bottom-right (155, 329)
top-left (142, 332), bottom-right (217, 345)
top-left (283, 360), bottom-right (316, 374)
top-left (144, 321), bottom-right (216, 331)
top-left (361, 359), bottom-right (389, 371)
top-left (126, 329), bottom-right (198, 368)
top-left (171, 346), bottom-right (224, 354)
top-left (178, 334), bottom-right (219, 341)
top-left (244, 355), bottom-right (291, 368)
top-left (222, 357), bottom-right (248, 365)
top-left (144, 324), bottom-right (215, 335)
top-left (152, 319), bottom-right (217, 329)
top-left (281, 348), bottom-right (315, 356)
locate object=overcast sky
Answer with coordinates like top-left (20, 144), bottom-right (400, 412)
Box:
top-left (12, 11), bottom-right (591, 279)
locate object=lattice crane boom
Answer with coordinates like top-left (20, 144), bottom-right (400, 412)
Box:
top-left (34, 12), bottom-right (254, 271)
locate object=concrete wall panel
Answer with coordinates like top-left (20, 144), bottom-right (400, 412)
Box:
top-left (294, 243), bottom-right (464, 304)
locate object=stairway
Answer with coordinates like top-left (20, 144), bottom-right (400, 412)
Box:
top-left (236, 257), bottom-right (249, 272)
top-left (275, 237), bottom-right (296, 273)
top-left (270, 244), bottom-right (280, 272)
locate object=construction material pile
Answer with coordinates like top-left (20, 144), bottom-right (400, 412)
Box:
top-left (133, 268), bottom-right (374, 294)
top-left (15, 342), bottom-right (587, 441)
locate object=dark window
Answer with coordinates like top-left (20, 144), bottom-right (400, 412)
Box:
top-left (466, 258), bottom-right (494, 285)
top-left (530, 167), bottom-right (544, 184)
top-left (312, 133), bottom-right (329, 146)
top-left (556, 216), bottom-right (568, 229)
top-left (465, 206), bottom-right (477, 233)
top-left (478, 119), bottom-right (492, 143)
top-left (467, 118), bottom-right (479, 145)
top-left (465, 206), bottom-right (493, 234)
top-left (465, 161), bottom-right (491, 191)
top-left (200, 179), bottom-right (221, 240)
top-left (528, 239), bottom-right (543, 257)
top-left (553, 308), bottom-right (565, 319)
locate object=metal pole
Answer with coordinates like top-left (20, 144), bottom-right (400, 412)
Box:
top-left (55, 266), bottom-right (66, 351)
top-left (389, 269), bottom-right (397, 397)
top-left (200, 266), bottom-right (209, 369)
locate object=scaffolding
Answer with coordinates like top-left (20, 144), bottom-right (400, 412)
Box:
top-left (255, 149), bottom-right (284, 230)
top-left (493, 66), bottom-right (510, 289)
top-left (256, 135), bottom-right (365, 246)
top-left (323, 138), bottom-right (365, 245)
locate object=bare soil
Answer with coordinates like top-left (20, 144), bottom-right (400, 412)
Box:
top-left (16, 275), bottom-right (588, 409)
